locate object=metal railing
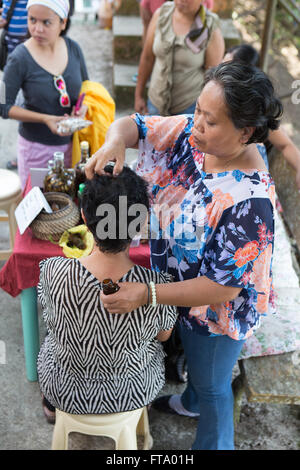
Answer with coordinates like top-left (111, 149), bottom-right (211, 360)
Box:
top-left (260, 0), bottom-right (300, 73)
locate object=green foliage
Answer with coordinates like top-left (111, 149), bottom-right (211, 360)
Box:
top-left (275, 3), bottom-right (300, 50)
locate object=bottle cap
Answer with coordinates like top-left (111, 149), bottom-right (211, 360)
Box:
top-left (78, 183), bottom-right (85, 194)
top-left (80, 141), bottom-right (89, 150)
top-left (53, 152), bottom-right (64, 160)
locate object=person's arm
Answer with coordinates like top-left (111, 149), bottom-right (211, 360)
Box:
top-left (85, 116), bottom-right (139, 178)
top-left (100, 276), bottom-right (241, 314)
top-left (204, 27), bottom-right (225, 69)
top-left (1, 50), bottom-right (71, 136)
top-left (134, 8), bottom-right (159, 114)
top-left (139, 3), bottom-right (153, 45)
top-left (156, 328), bottom-right (173, 342)
top-left (7, 105), bottom-right (69, 135)
top-left (268, 128), bottom-right (300, 190)
top-left (0, 7), bottom-right (7, 28)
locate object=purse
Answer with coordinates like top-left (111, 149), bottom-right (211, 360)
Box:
top-left (0, 0), bottom-right (19, 71)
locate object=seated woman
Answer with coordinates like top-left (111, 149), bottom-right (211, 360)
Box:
top-left (37, 165), bottom-right (177, 423)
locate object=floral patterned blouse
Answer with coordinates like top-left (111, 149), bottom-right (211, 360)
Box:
top-left (132, 113), bottom-right (276, 341)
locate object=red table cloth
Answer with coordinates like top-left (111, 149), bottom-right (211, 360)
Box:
top-left (0, 177), bottom-right (151, 297)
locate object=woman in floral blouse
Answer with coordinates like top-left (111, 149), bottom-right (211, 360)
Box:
top-left (86, 62), bottom-right (282, 450)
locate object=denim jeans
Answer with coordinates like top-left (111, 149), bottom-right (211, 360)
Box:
top-left (178, 323), bottom-right (245, 450)
top-left (147, 99), bottom-right (196, 116)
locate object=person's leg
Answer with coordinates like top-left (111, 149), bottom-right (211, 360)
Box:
top-left (178, 323), bottom-right (245, 450)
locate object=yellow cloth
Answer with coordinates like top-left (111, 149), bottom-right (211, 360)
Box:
top-left (72, 80), bottom-right (115, 167)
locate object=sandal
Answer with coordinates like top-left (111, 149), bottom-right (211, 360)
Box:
top-left (6, 159), bottom-right (18, 170)
top-left (42, 396), bottom-right (56, 424)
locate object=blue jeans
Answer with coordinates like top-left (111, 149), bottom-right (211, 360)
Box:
top-left (178, 323), bottom-right (245, 450)
top-left (147, 99), bottom-right (196, 116)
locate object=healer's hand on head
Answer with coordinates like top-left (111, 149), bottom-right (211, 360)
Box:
top-left (85, 136), bottom-right (126, 179)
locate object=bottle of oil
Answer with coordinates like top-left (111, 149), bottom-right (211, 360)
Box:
top-left (43, 159), bottom-right (55, 191)
top-left (75, 141), bottom-right (90, 194)
top-left (44, 152), bottom-right (75, 198)
top-left (102, 278), bottom-right (120, 295)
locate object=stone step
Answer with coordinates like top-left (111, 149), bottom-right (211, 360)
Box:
top-left (117, 0), bottom-right (139, 16)
top-left (114, 63), bottom-right (145, 109)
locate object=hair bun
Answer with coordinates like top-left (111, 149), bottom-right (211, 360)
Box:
top-left (267, 116), bottom-right (280, 131)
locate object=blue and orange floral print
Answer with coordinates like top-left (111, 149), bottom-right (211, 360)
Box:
top-left (132, 113), bottom-right (276, 340)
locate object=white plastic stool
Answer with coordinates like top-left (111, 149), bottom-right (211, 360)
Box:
top-left (51, 406), bottom-right (153, 450)
top-left (0, 169), bottom-right (22, 260)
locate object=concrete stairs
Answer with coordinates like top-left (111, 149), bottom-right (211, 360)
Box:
top-left (113, 4), bottom-right (241, 109)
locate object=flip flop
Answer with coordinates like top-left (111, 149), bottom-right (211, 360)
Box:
top-left (42, 396), bottom-right (56, 424)
top-left (6, 160), bottom-right (18, 170)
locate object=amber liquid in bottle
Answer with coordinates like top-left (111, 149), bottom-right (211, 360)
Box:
top-left (102, 278), bottom-right (120, 295)
top-left (75, 141), bottom-right (90, 194)
top-left (44, 152), bottom-right (75, 198)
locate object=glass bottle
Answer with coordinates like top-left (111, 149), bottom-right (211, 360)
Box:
top-left (43, 159), bottom-right (55, 192)
top-left (102, 279), bottom-right (120, 295)
top-left (44, 152), bottom-right (75, 198)
top-left (75, 141), bottom-right (90, 194)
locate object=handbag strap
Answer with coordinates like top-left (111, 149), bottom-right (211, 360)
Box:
top-left (4, 0), bottom-right (19, 31)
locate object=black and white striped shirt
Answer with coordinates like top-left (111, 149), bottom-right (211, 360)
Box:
top-left (37, 257), bottom-right (178, 414)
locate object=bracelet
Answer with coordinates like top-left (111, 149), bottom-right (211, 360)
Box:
top-left (149, 281), bottom-right (157, 307)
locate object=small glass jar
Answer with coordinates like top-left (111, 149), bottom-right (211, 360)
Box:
top-left (102, 279), bottom-right (120, 295)
top-left (44, 152), bottom-right (75, 198)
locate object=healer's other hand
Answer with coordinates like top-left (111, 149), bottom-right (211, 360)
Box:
top-left (100, 281), bottom-right (148, 314)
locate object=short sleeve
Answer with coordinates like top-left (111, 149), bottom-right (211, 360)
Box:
top-left (155, 271), bottom-right (178, 331)
top-left (206, 10), bottom-right (221, 35)
top-left (131, 113), bottom-right (188, 152)
top-left (203, 198), bottom-right (275, 290)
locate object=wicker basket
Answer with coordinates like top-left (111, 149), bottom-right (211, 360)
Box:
top-left (30, 192), bottom-right (80, 241)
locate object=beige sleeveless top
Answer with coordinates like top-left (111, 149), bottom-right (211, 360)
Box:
top-left (148, 2), bottom-right (220, 116)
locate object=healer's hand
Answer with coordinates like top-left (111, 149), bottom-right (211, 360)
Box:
top-left (85, 135), bottom-right (126, 179)
top-left (100, 281), bottom-right (148, 314)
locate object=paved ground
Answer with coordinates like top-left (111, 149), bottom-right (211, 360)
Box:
top-left (0, 13), bottom-right (299, 451)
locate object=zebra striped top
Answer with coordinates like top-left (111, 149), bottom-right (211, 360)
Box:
top-left (37, 257), bottom-right (178, 414)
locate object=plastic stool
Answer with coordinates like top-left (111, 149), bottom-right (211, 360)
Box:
top-left (51, 406), bottom-right (153, 450)
top-left (0, 169), bottom-right (22, 260)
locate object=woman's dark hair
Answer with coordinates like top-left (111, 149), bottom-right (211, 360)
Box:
top-left (60, 15), bottom-right (71, 36)
top-left (82, 165), bottom-right (149, 254)
top-left (204, 62), bottom-right (283, 144)
top-left (227, 44), bottom-right (260, 67)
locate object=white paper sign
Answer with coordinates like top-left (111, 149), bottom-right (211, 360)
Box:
top-left (15, 186), bottom-right (53, 235)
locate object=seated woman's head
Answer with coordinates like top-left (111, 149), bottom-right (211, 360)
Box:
top-left (82, 165), bottom-right (149, 254)
top-left (223, 44), bottom-right (260, 67)
top-left (192, 62), bottom-right (283, 157)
